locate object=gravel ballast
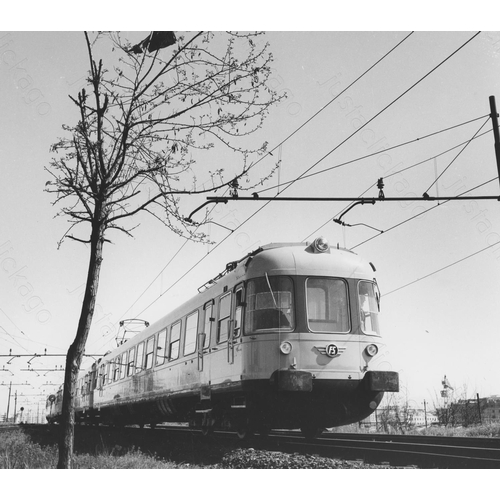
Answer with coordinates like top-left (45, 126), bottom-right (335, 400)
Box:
top-left (220, 448), bottom-right (396, 469)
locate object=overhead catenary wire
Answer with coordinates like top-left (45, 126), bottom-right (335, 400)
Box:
top-left (301, 126), bottom-right (493, 243)
top-left (241, 32), bottom-right (416, 177)
top-left (259, 31), bottom-right (483, 201)
top-left (256, 114), bottom-right (490, 196)
top-left (423, 116), bottom-right (491, 195)
top-left (349, 176), bottom-right (499, 250)
top-left (384, 239), bottom-right (500, 296)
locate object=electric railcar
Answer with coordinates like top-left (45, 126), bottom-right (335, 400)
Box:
top-left (46, 238), bottom-right (399, 438)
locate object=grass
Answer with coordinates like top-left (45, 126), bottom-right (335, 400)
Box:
top-left (0, 429), bottom-right (199, 469)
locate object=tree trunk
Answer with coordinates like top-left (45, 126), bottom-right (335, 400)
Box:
top-left (57, 222), bottom-right (105, 469)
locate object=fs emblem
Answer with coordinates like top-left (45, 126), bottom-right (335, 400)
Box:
top-left (316, 344), bottom-right (346, 358)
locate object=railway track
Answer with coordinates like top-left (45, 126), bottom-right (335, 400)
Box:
top-left (263, 430), bottom-right (500, 468)
top-left (17, 424), bottom-right (500, 468)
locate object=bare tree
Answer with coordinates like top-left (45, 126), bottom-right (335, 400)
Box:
top-left (377, 391), bottom-right (415, 434)
top-left (45, 31), bottom-right (282, 468)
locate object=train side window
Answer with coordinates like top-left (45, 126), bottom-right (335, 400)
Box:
top-left (120, 352), bottom-right (127, 379)
top-left (184, 310), bottom-right (199, 356)
top-left (202, 302), bottom-right (213, 348)
top-left (113, 356), bottom-right (121, 382)
top-left (91, 367), bottom-right (98, 390)
top-left (108, 362), bottom-right (113, 383)
top-left (136, 342), bottom-right (145, 373)
top-left (169, 321), bottom-right (181, 360)
top-left (217, 292), bottom-right (231, 343)
top-left (358, 280), bottom-right (380, 335)
top-left (145, 336), bottom-right (155, 370)
top-left (98, 364), bottom-right (105, 389)
top-left (156, 329), bottom-right (167, 366)
top-left (127, 346), bottom-right (136, 376)
top-left (105, 362), bottom-right (111, 385)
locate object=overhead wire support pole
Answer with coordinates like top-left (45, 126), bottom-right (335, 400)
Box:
top-left (489, 95), bottom-right (500, 189)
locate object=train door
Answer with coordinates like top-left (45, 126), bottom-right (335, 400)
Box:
top-left (198, 301), bottom-right (213, 373)
top-left (228, 284), bottom-right (244, 365)
top-left (209, 289), bottom-right (242, 386)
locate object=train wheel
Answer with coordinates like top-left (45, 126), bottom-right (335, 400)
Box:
top-left (300, 425), bottom-right (324, 440)
top-left (200, 426), bottom-right (212, 437)
top-left (236, 427), bottom-right (253, 440)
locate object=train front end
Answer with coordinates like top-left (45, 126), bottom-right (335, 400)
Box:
top-left (240, 238), bottom-right (398, 436)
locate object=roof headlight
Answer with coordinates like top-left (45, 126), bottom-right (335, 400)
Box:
top-left (313, 236), bottom-right (329, 253)
top-left (365, 344), bottom-right (378, 357)
top-left (280, 341), bottom-right (293, 355)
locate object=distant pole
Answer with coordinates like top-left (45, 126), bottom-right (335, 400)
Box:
top-left (423, 399), bottom-right (428, 428)
top-left (6, 381), bottom-right (12, 423)
top-left (488, 96), bottom-right (500, 189)
top-left (477, 393), bottom-right (482, 425)
top-left (13, 391), bottom-right (17, 423)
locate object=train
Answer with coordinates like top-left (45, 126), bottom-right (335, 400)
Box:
top-left (46, 237), bottom-right (399, 438)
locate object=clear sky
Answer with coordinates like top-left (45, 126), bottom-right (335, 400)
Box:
top-left (1, 30), bottom-right (500, 424)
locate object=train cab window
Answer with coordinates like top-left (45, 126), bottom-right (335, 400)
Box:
top-left (127, 346), bottom-right (136, 376)
top-left (202, 302), bottom-right (213, 348)
top-left (245, 276), bottom-right (294, 333)
top-left (306, 278), bottom-right (350, 333)
top-left (145, 336), bottom-right (155, 370)
top-left (169, 321), bottom-right (181, 360)
top-left (156, 329), bottom-right (167, 366)
top-left (358, 281), bottom-right (380, 335)
top-left (217, 293), bottom-right (231, 343)
top-left (136, 342), bottom-right (145, 373)
top-left (184, 311), bottom-right (199, 356)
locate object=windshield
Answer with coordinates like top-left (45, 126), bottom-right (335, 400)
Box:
top-left (306, 278), bottom-right (350, 333)
top-left (245, 275), bottom-right (294, 333)
top-left (358, 280), bottom-right (380, 335)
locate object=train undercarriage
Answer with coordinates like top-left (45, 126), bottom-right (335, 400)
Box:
top-left (61, 370), bottom-right (397, 439)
